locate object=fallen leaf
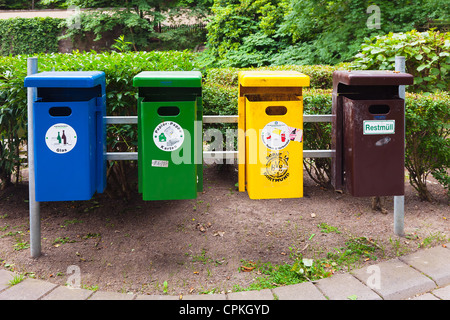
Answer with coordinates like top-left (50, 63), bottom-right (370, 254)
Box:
top-left (214, 231), bottom-right (225, 237)
top-left (240, 266), bottom-right (255, 272)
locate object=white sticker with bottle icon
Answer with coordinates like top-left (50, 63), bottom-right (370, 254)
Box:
top-left (153, 121), bottom-right (184, 152)
top-left (45, 123), bottom-right (77, 154)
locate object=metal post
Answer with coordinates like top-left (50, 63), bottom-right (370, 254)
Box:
top-left (27, 57), bottom-right (41, 258)
top-left (394, 56), bottom-right (405, 237)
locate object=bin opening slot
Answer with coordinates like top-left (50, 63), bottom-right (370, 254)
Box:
top-left (157, 106), bottom-right (180, 117)
top-left (49, 106), bottom-right (72, 117)
top-left (337, 84), bottom-right (400, 100)
top-left (37, 85), bottom-right (102, 102)
top-left (265, 106), bottom-right (287, 116)
top-left (139, 87), bottom-right (201, 101)
top-left (246, 94), bottom-right (300, 102)
top-left (369, 104), bottom-right (390, 115)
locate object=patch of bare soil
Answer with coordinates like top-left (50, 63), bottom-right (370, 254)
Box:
top-left (0, 163), bottom-right (448, 296)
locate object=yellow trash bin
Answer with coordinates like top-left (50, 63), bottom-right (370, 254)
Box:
top-left (238, 71), bottom-right (310, 199)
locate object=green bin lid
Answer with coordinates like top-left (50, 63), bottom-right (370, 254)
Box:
top-left (133, 71), bottom-right (202, 88)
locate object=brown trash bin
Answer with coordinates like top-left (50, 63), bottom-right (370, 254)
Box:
top-left (331, 70), bottom-right (413, 197)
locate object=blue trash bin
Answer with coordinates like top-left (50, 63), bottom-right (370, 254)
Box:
top-left (24, 71), bottom-right (106, 201)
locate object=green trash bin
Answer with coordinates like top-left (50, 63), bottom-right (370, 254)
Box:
top-left (133, 71), bottom-right (203, 200)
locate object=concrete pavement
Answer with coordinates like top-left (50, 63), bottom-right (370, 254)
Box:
top-left (1, 243), bottom-right (449, 300)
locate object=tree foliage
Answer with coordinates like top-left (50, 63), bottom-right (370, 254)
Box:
top-left (55, 0), bottom-right (211, 51)
top-left (202, 0), bottom-right (450, 67)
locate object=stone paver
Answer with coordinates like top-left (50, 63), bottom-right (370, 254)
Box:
top-left (182, 293), bottom-right (226, 300)
top-left (400, 246), bottom-right (450, 287)
top-left (0, 278), bottom-right (57, 300)
top-left (0, 270), bottom-right (15, 292)
top-left (1, 244), bottom-right (450, 300)
top-left (315, 273), bottom-right (382, 300)
top-left (227, 289), bottom-right (274, 300)
top-left (272, 282), bottom-right (326, 300)
top-left (432, 285), bottom-right (450, 300)
top-left (135, 294), bottom-right (180, 300)
top-left (409, 293), bottom-right (440, 300)
top-left (41, 285), bottom-right (94, 300)
top-left (352, 258), bottom-right (436, 300)
top-left (88, 291), bottom-right (136, 300)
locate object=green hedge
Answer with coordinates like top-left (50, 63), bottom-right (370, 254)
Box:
top-left (204, 64), bottom-right (351, 90)
top-left (0, 17), bottom-right (63, 56)
top-left (405, 91), bottom-right (450, 200)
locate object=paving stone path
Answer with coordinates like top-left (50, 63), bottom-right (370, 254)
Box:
top-left (1, 244), bottom-right (449, 300)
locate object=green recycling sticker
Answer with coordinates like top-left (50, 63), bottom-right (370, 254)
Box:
top-left (153, 121), bottom-right (184, 152)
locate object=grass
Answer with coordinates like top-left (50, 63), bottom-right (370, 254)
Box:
top-left (190, 248), bottom-right (225, 266)
top-left (234, 236), bottom-right (384, 292)
top-left (52, 237), bottom-right (75, 246)
top-left (8, 274), bottom-right (24, 286)
top-left (418, 231), bottom-right (448, 248)
top-left (318, 223), bottom-right (341, 234)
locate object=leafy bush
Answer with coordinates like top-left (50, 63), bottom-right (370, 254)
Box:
top-left (0, 68), bottom-right (27, 189)
top-left (0, 17), bottom-right (63, 56)
top-left (405, 91), bottom-right (450, 201)
top-left (352, 30), bottom-right (450, 93)
top-left (202, 0), bottom-right (290, 67)
top-left (279, 0), bottom-right (449, 66)
top-left (203, 0), bottom-right (449, 67)
top-left (203, 82), bottom-right (238, 115)
top-left (204, 64), bottom-right (350, 90)
top-left (302, 89), bottom-right (332, 188)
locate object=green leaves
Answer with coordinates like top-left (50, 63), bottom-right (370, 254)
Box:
top-left (0, 17), bottom-right (62, 56)
top-left (352, 30), bottom-right (450, 93)
top-left (404, 91), bottom-right (450, 201)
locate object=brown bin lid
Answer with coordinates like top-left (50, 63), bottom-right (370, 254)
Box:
top-left (333, 70), bottom-right (414, 86)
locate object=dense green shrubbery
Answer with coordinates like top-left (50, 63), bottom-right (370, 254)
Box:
top-left (202, 0), bottom-right (449, 67)
top-left (352, 30), bottom-right (450, 93)
top-left (204, 64), bottom-right (351, 89)
top-left (405, 91), bottom-right (450, 201)
top-left (0, 17), bottom-right (63, 56)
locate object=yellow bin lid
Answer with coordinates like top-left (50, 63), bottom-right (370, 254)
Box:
top-left (238, 71), bottom-right (310, 87)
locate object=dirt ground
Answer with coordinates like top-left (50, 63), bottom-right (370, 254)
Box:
top-left (0, 163), bottom-right (448, 296)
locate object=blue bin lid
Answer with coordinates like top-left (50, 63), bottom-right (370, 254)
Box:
top-left (24, 71), bottom-right (105, 89)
